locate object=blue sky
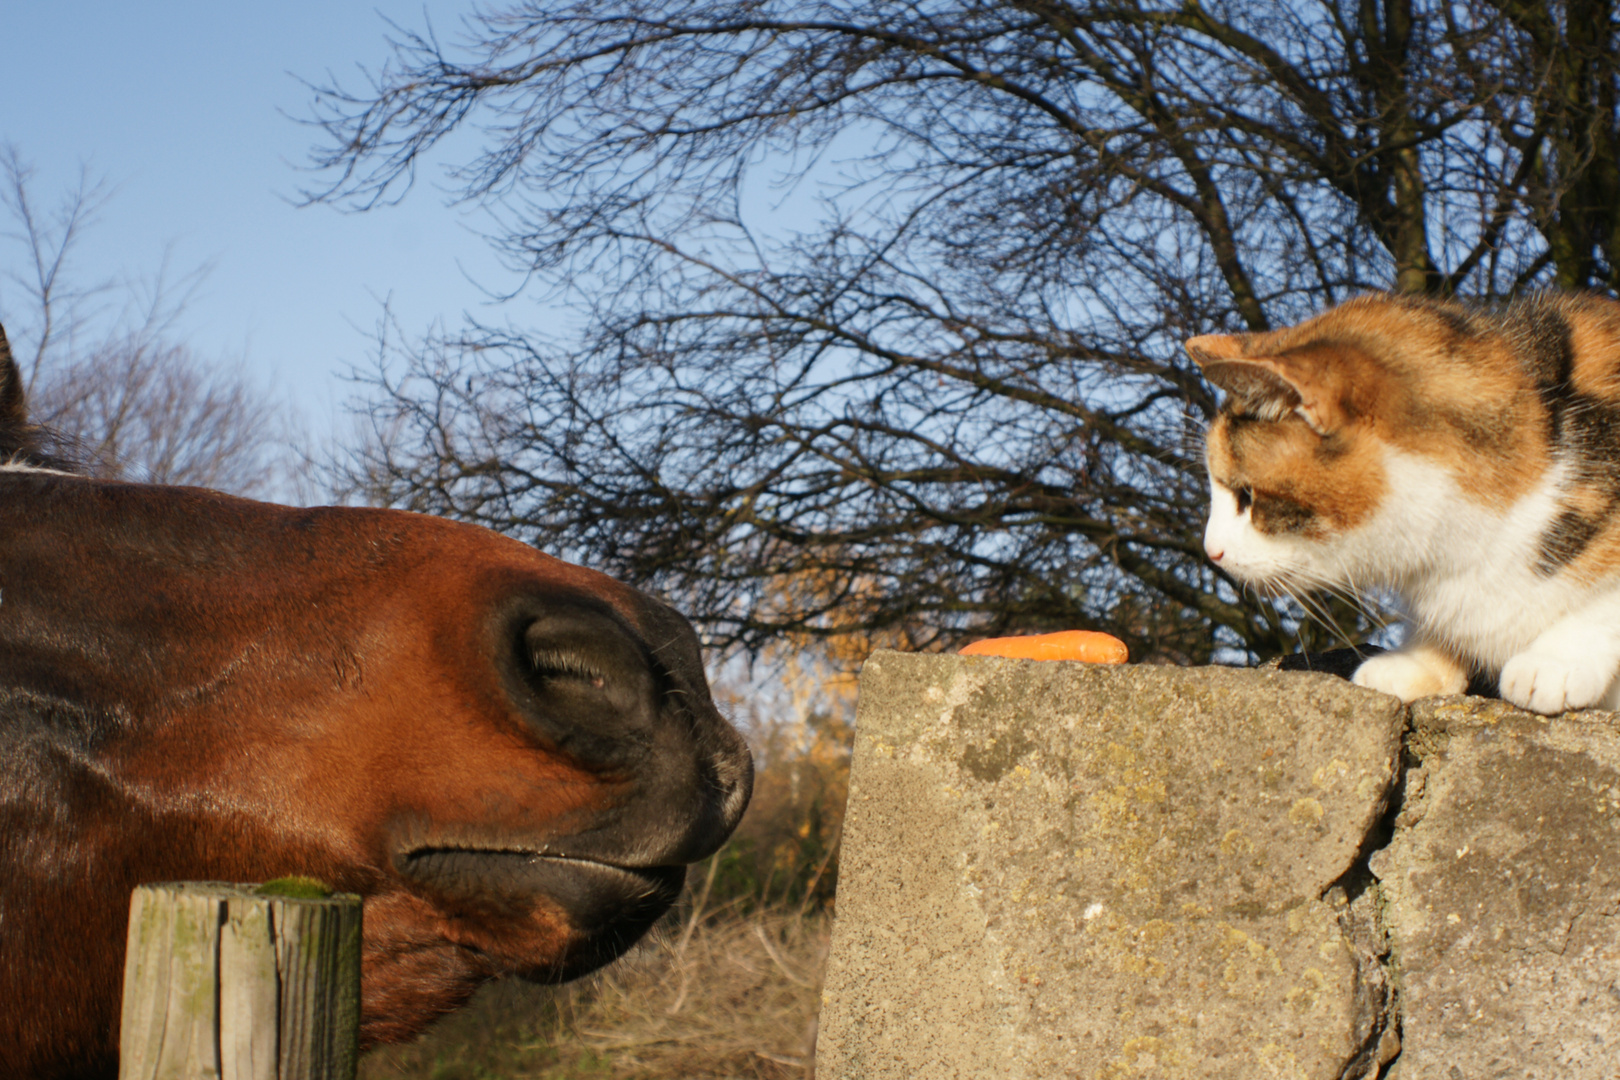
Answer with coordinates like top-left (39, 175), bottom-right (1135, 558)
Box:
top-left (2, 2), bottom-right (519, 436)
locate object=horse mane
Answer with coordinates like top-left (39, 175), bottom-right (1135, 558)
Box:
top-left (0, 324), bottom-right (85, 474)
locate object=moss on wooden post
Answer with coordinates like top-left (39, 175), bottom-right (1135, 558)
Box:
top-left (118, 882), bottom-right (362, 1080)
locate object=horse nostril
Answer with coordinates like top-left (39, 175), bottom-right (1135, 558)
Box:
top-left (497, 588), bottom-right (753, 867)
top-left (507, 600), bottom-right (661, 768)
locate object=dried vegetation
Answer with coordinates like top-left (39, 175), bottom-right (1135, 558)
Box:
top-left (359, 910), bottom-right (829, 1080)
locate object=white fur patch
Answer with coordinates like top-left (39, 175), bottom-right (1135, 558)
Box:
top-left (1208, 447), bottom-right (1620, 712)
top-left (0, 460), bottom-right (75, 478)
top-left (1203, 480), bottom-right (1308, 584)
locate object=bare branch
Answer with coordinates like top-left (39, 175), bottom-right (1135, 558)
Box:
top-left (312, 0), bottom-right (1620, 662)
top-left (2, 149), bottom-right (306, 499)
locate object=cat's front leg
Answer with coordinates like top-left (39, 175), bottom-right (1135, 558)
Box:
top-left (1499, 608), bottom-right (1620, 715)
top-left (1352, 639), bottom-right (1469, 703)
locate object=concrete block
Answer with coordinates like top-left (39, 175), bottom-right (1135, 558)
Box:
top-left (1374, 699), bottom-right (1620, 1078)
top-left (820, 653), bottom-right (1620, 1077)
top-left (817, 653), bottom-right (1406, 1079)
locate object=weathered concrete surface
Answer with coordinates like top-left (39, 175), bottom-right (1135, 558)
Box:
top-left (818, 654), bottom-right (1620, 1079)
top-left (1373, 698), bottom-right (1620, 1078)
top-left (817, 653), bottom-right (1406, 1080)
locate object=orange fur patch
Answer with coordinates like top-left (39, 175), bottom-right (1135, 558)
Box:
top-left (1192, 293), bottom-right (1580, 526)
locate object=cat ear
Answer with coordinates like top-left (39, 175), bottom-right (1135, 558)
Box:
top-left (1186, 335), bottom-right (1336, 434)
top-left (1184, 334), bottom-right (1246, 365)
top-left (1201, 359), bottom-right (1304, 413)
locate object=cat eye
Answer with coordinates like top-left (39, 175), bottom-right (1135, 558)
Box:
top-left (1235, 486), bottom-right (1254, 514)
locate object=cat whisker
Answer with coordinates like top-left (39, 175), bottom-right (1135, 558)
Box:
top-left (1319, 571), bottom-right (1392, 634)
top-left (1259, 575), bottom-right (1362, 654)
top-left (1291, 587), bottom-right (1363, 653)
top-left (1296, 555), bottom-right (1393, 634)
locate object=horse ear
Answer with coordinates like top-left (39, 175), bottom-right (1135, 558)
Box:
top-left (0, 324), bottom-right (34, 454)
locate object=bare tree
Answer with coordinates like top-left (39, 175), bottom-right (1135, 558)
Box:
top-left (303, 0), bottom-right (1620, 663)
top-left (32, 335), bottom-right (294, 494)
top-left (0, 147), bottom-right (114, 396)
top-left (1, 147), bottom-right (301, 498)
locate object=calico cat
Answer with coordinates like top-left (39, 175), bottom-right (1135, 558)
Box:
top-left (1190, 291), bottom-right (1620, 715)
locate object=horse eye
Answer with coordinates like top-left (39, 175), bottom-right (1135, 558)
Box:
top-left (1235, 487), bottom-right (1254, 514)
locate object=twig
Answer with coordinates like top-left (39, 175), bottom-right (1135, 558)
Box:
top-left (580, 1030), bottom-right (711, 1050)
top-left (796, 826), bottom-right (843, 921)
top-left (666, 854), bottom-right (721, 1015)
top-left (755, 1049), bottom-right (811, 1067)
top-left (754, 921), bottom-right (814, 989)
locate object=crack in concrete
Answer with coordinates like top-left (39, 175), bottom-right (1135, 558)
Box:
top-left (1327, 701), bottom-right (1416, 1080)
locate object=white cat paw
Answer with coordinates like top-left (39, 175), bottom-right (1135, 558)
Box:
top-left (1499, 651), bottom-right (1614, 715)
top-left (1352, 651), bottom-right (1468, 703)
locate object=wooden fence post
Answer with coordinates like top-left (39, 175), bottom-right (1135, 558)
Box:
top-left (118, 880), bottom-right (362, 1080)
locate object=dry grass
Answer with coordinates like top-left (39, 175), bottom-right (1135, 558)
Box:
top-left (359, 908), bottom-right (830, 1080)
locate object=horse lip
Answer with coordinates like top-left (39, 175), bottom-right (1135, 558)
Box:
top-left (394, 846), bottom-right (686, 916)
top-left (397, 844), bottom-right (678, 876)
top-left (391, 847), bottom-right (685, 981)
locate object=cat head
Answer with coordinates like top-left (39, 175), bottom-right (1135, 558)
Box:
top-left (1189, 294), bottom-right (1528, 593)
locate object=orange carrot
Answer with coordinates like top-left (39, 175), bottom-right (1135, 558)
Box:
top-left (959, 630), bottom-right (1129, 664)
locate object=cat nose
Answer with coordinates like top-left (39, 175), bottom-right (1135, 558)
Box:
top-left (1206, 546), bottom-right (1225, 563)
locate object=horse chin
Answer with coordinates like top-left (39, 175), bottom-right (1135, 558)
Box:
top-left (396, 848), bottom-right (685, 979)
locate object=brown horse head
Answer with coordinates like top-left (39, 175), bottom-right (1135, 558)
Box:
top-left (0, 325), bottom-right (753, 1078)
